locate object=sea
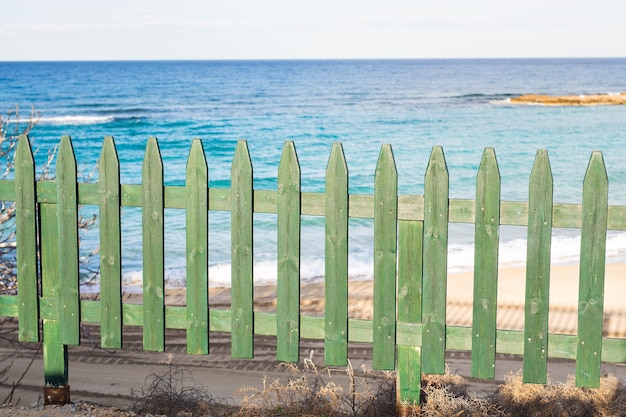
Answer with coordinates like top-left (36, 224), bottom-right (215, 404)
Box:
top-left (2, 58), bottom-right (626, 292)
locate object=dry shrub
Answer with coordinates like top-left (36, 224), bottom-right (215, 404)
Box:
top-left (130, 354), bottom-right (232, 417)
top-left (493, 371), bottom-right (626, 417)
top-left (131, 355), bottom-right (626, 417)
top-left (417, 368), bottom-right (506, 417)
top-left (422, 367), bottom-right (468, 398)
top-left (409, 369), bottom-right (626, 417)
top-left (234, 353), bottom-right (395, 417)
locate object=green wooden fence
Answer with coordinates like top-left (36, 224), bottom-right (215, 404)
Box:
top-left (1, 135), bottom-right (626, 407)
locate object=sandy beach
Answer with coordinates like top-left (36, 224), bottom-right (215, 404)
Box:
top-left (2, 262), bottom-right (626, 411)
top-left (203, 261), bottom-right (626, 338)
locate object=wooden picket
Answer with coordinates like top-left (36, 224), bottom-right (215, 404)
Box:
top-left (15, 135), bottom-right (38, 343)
top-left (277, 141), bottom-right (301, 363)
top-left (142, 138), bottom-right (165, 352)
top-left (471, 147), bottom-right (500, 379)
top-left (1, 136), bottom-right (626, 410)
top-left (99, 136), bottom-right (122, 349)
top-left (231, 140), bottom-right (254, 359)
top-left (576, 151), bottom-right (608, 387)
top-left (373, 144), bottom-right (398, 370)
top-left (185, 139), bottom-right (209, 355)
top-left (324, 142), bottom-right (349, 366)
top-left (523, 150), bottom-right (553, 383)
top-left (57, 136), bottom-right (80, 346)
top-left (422, 146), bottom-right (449, 375)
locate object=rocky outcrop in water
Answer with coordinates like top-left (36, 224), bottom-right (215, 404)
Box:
top-left (511, 93), bottom-right (626, 106)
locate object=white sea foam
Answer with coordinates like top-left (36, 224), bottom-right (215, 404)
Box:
top-left (95, 230), bottom-right (626, 294)
top-left (39, 115), bottom-right (114, 125)
top-left (79, 228), bottom-right (626, 294)
top-left (489, 98), bottom-right (512, 105)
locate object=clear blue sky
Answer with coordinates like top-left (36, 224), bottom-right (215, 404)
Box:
top-left (2, 0), bottom-right (625, 60)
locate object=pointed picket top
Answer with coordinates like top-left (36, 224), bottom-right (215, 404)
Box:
top-left (15, 135), bottom-right (38, 343)
top-left (98, 136), bottom-right (122, 349)
top-left (15, 134), bottom-right (34, 171)
top-left (57, 135), bottom-right (80, 346)
top-left (425, 146), bottom-right (448, 183)
top-left (523, 149), bottom-right (553, 383)
top-left (324, 142), bottom-right (349, 366)
top-left (373, 144), bottom-right (398, 370)
top-left (422, 145), bottom-right (449, 375)
top-left (232, 139), bottom-right (252, 179)
top-left (186, 138), bottom-right (208, 177)
top-left (231, 139), bottom-right (254, 359)
top-left (58, 135), bottom-right (77, 168)
top-left (375, 144), bottom-right (397, 182)
top-left (143, 137), bottom-right (163, 184)
top-left (186, 138), bottom-right (209, 355)
top-left (577, 150), bottom-right (608, 388)
top-left (582, 151), bottom-right (608, 190)
top-left (471, 147), bottom-right (501, 379)
top-left (278, 141), bottom-right (300, 184)
top-left (326, 142), bottom-right (348, 181)
top-left (477, 147), bottom-right (500, 185)
top-left (100, 136), bottom-right (119, 169)
top-left (528, 149), bottom-right (553, 193)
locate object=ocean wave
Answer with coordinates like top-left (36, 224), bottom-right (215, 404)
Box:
top-left (96, 107), bottom-right (155, 116)
top-left (38, 114), bottom-right (149, 126)
top-left (441, 93), bottom-right (518, 106)
top-left (454, 93), bottom-right (515, 100)
top-left (80, 229), bottom-right (626, 294)
top-left (39, 115), bottom-right (115, 125)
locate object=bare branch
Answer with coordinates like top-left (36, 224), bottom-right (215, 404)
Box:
top-left (0, 106), bottom-right (99, 295)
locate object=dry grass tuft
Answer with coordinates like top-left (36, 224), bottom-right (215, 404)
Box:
top-left (399, 369), bottom-right (626, 417)
top-left (234, 352), bottom-right (395, 416)
top-left (413, 367), bottom-right (506, 417)
top-left (492, 371), bottom-right (626, 417)
top-left (129, 355), bottom-right (626, 417)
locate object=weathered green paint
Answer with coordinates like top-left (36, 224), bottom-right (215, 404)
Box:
top-left (422, 146), bottom-right (449, 374)
top-left (98, 137), bottom-right (122, 349)
top-left (40, 203), bottom-right (68, 388)
top-left (324, 142), bottom-right (349, 366)
top-left (373, 144), bottom-right (397, 370)
top-left (523, 150), bottom-right (553, 384)
top-left (42, 319), bottom-right (68, 388)
top-left (397, 219), bottom-right (423, 403)
top-left (398, 220), bottom-right (423, 325)
top-left (397, 346), bottom-right (421, 405)
top-left (185, 139), bottom-right (209, 355)
top-left (576, 151), bottom-right (608, 388)
top-left (231, 140), bottom-right (254, 358)
top-left (15, 135), bottom-right (39, 342)
top-left (142, 138), bottom-right (165, 351)
top-left (57, 136), bottom-right (80, 346)
top-left (277, 141), bottom-right (301, 363)
top-left (471, 148), bottom-right (500, 379)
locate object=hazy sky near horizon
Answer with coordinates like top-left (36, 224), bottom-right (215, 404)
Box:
top-left (3, 1), bottom-right (625, 61)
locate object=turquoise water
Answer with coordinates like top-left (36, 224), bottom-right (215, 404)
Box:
top-left (2, 59), bottom-right (626, 290)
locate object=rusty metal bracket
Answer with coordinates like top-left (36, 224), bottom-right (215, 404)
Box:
top-left (44, 386), bottom-right (70, 405)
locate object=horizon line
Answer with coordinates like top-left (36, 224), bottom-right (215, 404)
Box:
top-left (2, 56), bottom-right (626, 64)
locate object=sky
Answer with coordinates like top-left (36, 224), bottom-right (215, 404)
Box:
top-left (2, 0), bottom-right (626, 61)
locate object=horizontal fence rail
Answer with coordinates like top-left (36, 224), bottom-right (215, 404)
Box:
top-left (0, 134), bottom-right (625, 407)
